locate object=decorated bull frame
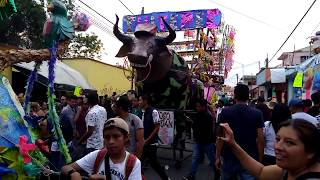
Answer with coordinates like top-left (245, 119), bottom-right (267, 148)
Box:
top-left (113, 15), bottom-right (203, 110)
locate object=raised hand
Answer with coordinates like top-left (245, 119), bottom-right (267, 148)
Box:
top-left (218, 123), bottom-right (235, 146)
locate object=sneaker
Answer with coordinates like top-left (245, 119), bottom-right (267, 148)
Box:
top-left (182, 175), bottom-right (195, 180)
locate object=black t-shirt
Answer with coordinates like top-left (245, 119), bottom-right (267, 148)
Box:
top-left (218, 104), bottom-right (264, 161)
top-left (307, 105), bottom-right (320, 117)
top-left (192, 110), bottom-right (215, 144)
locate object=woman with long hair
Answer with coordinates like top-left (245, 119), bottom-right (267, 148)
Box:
top-left (219, 119), bottom-right (320, 179)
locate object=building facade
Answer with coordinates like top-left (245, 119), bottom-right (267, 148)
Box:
top-left (62, 58), bottom-right (132, 96)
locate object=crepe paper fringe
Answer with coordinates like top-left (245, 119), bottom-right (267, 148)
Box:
top-left (47, 43), bottom-right (71, 163)
top-left (23, 62), bottom-right (41, 114)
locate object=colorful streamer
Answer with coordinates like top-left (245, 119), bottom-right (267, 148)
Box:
top-left (47, 44), bottom-right (71, 164)
top-left (23, 63), bottom-right (41, 114)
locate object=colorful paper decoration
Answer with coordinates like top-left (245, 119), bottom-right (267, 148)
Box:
top-left (312, 72), bottom-right (320, 91)
top-left (72, 12), bottom-right (92, 31)
top-left (18, 135), bottom-right (36, 164)
top-left (74, 86), bottom-right (81, 97)
top-left (293, 72), bottom-right (303, 88)
top-left (122, 9), bottom-right (222, 33)
top-left (224, 26), bottom-right (236, 78)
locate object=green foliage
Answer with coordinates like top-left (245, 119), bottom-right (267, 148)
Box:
top-left (64, 32), bottom-right (104, 59)
top-left (0, 0), bottom-right (46, 49)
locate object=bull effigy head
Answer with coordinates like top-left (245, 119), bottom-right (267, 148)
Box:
top-left (113, 15), bottom-right (176, 69)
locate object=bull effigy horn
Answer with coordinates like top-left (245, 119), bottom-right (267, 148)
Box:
top-left (0, 41), bottom-right (70, 72)
top-left (113, 14), bottom-right (133, 44)
top-left (161, 16), bottom-right (176, 45)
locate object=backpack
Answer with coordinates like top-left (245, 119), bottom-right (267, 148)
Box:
top-left (93, 148), bottom-right (145, 180)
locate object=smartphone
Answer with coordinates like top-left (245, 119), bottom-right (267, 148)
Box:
top-left (216, 124), bottom-right (224, 138)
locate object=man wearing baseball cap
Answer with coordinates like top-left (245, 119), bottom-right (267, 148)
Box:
top-left (62, 118), bottom-right (142, 180)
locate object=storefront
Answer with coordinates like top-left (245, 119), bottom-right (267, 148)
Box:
top-left (256, 67), bottom-right (287, 103)
top-left (287, 54), bottom-right (320, 100)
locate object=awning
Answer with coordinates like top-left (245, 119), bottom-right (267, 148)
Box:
top-left (14, 61), bottom-right (93, 90)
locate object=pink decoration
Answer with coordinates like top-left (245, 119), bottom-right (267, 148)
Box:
top-left (206, 9), bottom-right (222, 29)
top-left (159, 16), bottom-right (168, 31)
top-left (181, 12), bottom-right (193, 28)
top-left (18, 135), bottom-right (36, 164)
top-left (204, 87), bottom-right (215, 101)
top-left (73, 12), bottom-right (92, 31)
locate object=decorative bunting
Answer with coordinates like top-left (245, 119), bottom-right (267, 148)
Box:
top-left (123, 9), bottom-right (222, 33)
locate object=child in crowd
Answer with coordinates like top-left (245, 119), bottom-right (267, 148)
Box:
top-left (61, 117), bottom-right (142, 180)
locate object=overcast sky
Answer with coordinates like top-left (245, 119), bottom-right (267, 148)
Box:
top-left (76, 0), bottom-right (320, 86)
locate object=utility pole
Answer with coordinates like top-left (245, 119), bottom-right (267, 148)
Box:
top-left (265, 54), bottom-right (269, 68)
top-left (236, 73), bottom-right (239, 84)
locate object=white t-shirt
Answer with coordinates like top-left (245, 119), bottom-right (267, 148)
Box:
top-left (76, 150), bottom-right (142, 180)
top-left (263, 121), bottom-right (276, 157)
top-left (292, 112), bottom-right (318, 126)
top-left (85, 105), bottom-right (107, 149)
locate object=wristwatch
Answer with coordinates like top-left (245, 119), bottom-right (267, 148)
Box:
top-left (67, 169), bottom-right (76, 176)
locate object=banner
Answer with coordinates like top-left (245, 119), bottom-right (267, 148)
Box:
top-left (158, 110), bottom-right (174, 145)
top-left (122, 9), bottom-right (222, 33)
top-left (270, 68), bottom-right (286, 83)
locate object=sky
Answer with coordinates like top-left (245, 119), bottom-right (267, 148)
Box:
top-left (75, 0), bottom-right (320, 86)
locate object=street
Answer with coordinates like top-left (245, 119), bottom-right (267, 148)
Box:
top-left (144, 141), bottom-right (215, 180)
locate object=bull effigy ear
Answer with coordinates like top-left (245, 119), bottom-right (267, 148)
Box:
top-left (115, 45), bottom-right (131, 57)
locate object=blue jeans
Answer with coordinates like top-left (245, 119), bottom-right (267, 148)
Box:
top-left (221, 157), bottom-right (255, 180)
top-left (189, 143), bottom-right (216, 177)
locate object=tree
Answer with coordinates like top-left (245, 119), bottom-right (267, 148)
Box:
top-left (63, 32), bottom-right (104, 59)
top-left (0, 0), bottom-right (47, 49)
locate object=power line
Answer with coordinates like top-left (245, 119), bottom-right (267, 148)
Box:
top-left (117, 0), bottom-right (134, 15)
top-left (75, 8), bottom-right (116, 38)
top-left (308, 20), bottom-right (320, 38)
top-left (77, 0), bottom-right (119, 29)
top-left (268, 0), bottom-right (318, 63)
top-left (76, 6), bottom-right (114, 32)
top-left (207, 0), bottom-right (282, 31)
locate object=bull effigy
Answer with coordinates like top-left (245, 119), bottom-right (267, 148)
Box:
top-left (114, 14), bottom-right (196, 109)
top-left (113, 9), bottom-right (232, 109)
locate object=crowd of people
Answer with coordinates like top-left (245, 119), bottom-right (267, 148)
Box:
top-left (17, 83), bottom-right (320, 180)
top-left (200, 84), bottom-right (319, 180)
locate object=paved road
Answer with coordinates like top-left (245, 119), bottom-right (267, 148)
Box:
top-left (144, 141), bottom-right (215, 180)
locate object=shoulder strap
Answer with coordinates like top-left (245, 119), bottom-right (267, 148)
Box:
top-left (124, 153), bottom-right (137, 180)
top-left (93, 148), bottom-right (108, 174)
top-left (105, 153), bottom-right (112, 180)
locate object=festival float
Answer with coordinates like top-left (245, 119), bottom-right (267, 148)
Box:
top-left (115, 8), bottom-right (235, 167)
top-left (119, 9), bottom-right (235, 107)
top-left (0, 0), bottom-right (90, 178)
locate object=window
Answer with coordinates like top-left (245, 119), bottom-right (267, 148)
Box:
top-left (300, 56), bottom-right (311, 63)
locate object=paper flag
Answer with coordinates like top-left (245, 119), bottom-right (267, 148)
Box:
top-left (74, 86), bottom-right (81, 97)
top-left (293, 72), bottom-right (303, 88)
